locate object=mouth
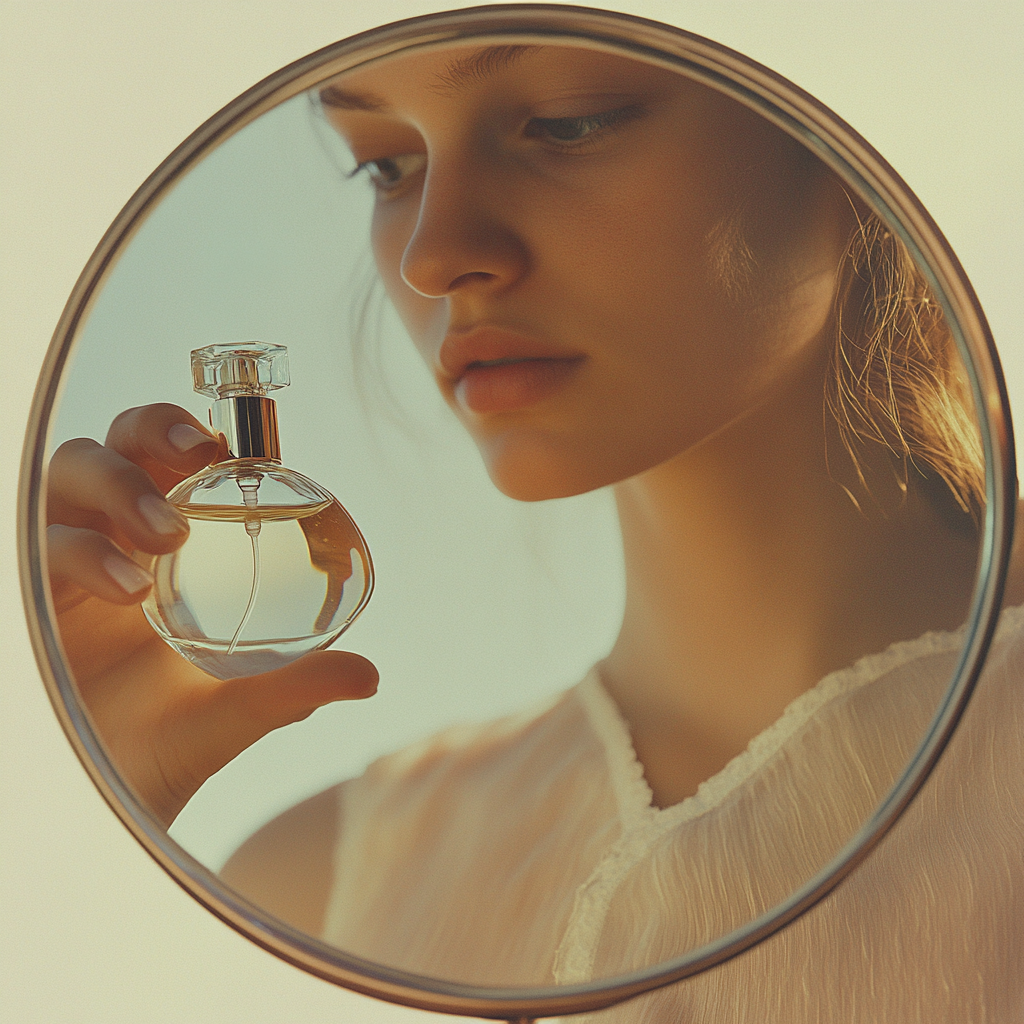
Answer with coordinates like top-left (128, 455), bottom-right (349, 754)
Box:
top-left (440, 327), bottom-right (585, 415)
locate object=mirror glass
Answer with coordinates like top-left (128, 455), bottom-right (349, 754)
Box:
top-left (28, 12), bottom-right (1016, 1018)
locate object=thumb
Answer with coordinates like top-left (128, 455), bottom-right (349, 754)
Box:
top-left (219, 650), bottom-right (380, 732)
top-left (159, 651), bottom-right (378, 824)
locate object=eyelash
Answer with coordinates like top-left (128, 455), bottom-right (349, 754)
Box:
top-left (346, 153), bottom-right (426, 194)
top-left (348, 105), bottom-right (640, 194)
top-left (525, 105), bottom-right (640, 146)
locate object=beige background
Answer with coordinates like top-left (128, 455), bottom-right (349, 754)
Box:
top-left (2, 2), bottom-right (1022, 1021)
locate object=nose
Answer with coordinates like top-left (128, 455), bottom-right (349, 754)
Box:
top-left (399, 153), bottom-right (530, 299)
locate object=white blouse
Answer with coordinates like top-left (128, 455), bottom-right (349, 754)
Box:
top-left (323, 608), bottom-right (1024, 1022)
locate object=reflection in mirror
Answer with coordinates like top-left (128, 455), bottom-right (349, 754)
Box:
top-left (41, 35), bottom-right (1020, 1020)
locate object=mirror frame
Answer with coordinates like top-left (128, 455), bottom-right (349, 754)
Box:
top-left (17, 5), bottom-right (1016, 1019)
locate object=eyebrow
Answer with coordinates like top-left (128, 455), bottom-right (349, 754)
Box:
top-left (318, 86), bottom-right (387, 111)
top-left (319, 44), bottom-right (536, 111)
top-left (432, 44), bottom-right (534, 94)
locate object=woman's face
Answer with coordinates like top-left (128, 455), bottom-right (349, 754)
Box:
top-left (323, 45), bottom-right (852, 500)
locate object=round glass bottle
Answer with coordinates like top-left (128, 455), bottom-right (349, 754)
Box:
top-left (142, 342), bottom-right (373, 680)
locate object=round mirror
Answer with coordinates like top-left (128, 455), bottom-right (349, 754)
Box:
top-left (16, 5), bottom-right (1021, 1022)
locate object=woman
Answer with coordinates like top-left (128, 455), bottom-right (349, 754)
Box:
top-left (47, 43), bottom-right (1021, 1020)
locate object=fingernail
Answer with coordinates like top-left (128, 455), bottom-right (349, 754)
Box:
top-left (138, 493), bottom-right (189, 535)
top-left (168, 422), bottom-right (214, 452)
top-left (103, 554), bottom-right (154, 595)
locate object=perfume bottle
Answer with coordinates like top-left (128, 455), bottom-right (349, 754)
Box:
top-left (141, 342), bottom-right (373, 680)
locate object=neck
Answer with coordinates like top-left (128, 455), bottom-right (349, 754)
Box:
top-left (600, 355), bottom-right (978, 808)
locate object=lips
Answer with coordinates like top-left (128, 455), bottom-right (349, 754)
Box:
top-left (440, 327), bottom-right (585, 414)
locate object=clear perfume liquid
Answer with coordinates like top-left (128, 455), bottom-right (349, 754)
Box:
top-left (142, 495), bottom-right (371, 680)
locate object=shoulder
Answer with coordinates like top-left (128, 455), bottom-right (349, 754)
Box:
top-left (343, 684), bottom-right (600, 821)
top-left (218, 680), bottom-right (598, 936)
top-left (219, 785), bottom-right (340, 935)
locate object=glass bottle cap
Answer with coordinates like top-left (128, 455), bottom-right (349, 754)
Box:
top-left (191, 342), bottom-right (290, 399)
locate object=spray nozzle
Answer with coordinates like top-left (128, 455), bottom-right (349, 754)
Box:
top-left (191, 343), bottom-right (288, 462)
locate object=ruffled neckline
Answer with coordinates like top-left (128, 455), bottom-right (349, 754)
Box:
top-left (553, 603), bottom-right (1024, 986)
top-left (576, 602), bottom-right (1024, 830)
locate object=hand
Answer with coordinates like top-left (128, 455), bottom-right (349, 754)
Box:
top-left (47, 403), bottom-right (378, 826)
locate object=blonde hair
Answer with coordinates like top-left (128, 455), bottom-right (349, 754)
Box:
top-left (827, 213), bottom-right (985, 523)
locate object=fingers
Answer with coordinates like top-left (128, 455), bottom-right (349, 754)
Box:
top-left (47, 405), bottom-right (218, 609)
top-left (49, 404), bottom-right (218, 542)
top-left (105, 404), bottom-right (219, 493)
top-left (48, 437), bottom-right (191, 556)
top-left (47, 524), bottom-right (154, 610)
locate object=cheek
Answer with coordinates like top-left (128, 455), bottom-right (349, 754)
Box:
top-left (562, 175), bottom-right (761, 382)
top-left (550, 177), bottom-right (832, 459)
top-left (566, 132), bottom-right (754, 316)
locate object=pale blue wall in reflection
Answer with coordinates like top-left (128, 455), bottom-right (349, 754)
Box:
top-left (52, 94), bottom-right (625, 868)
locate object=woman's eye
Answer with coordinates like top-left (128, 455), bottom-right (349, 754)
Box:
top-left (525, 106), bottom-right (638, 146)
top-left (348, 153), bottom-right (426, 193)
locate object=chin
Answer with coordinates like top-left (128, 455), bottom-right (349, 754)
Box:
top-left (478, 433), bottom-right (642, 503)
top-left (485, 461), bottom-right (590, 503)
top-left (477, 435), bottom-right (589, 502)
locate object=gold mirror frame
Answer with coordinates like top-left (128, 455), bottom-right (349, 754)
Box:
top-left (17, 6), bottom-right (1016, 1020)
